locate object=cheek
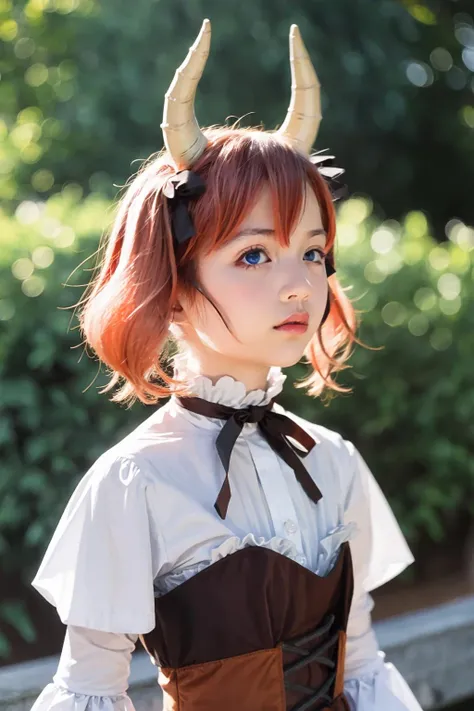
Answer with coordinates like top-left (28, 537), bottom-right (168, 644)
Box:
top-left (224, 274), bottom-right (264, 302)
top-left (196, 269), bottom-right (269, 342)
top-left (205, 267), bottom-right (266, 309)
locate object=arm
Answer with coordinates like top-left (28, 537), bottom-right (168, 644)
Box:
top-left (30, 454), bottom-right (163, 708)
top-left (342, 443), bottom-right (423, 711)
top-left (31, 626), bottom-right (138, 710)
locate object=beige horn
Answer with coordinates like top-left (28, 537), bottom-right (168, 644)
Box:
top-left (161, 19), bottom-right (211, 169)
top-left (277, 24), bottom-right (321, 154)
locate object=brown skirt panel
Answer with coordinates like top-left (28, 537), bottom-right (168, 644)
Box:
top-left (159, 647), bottom-right (286, 711)
top-left (334, 631), bottom-right (347, 698)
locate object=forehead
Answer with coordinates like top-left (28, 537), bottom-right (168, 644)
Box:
top-left (239, 184), bottom-right (324, 231)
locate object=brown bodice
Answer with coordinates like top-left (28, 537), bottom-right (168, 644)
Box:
top-left (140, 542), bottom-right (354, 711)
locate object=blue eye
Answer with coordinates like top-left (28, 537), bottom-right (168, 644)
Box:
top-left (241, 249), bottom-right (267, 266)
top-left (304, 249), bottom-right (324, 263)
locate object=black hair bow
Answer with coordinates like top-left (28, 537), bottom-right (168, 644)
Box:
top-left (163, 170), bottom-right (206, 244)
top-left (310, 150), bottom-right (348, 203)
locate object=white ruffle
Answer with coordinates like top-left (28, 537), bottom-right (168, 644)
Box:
top-left (344, 652), bottom-right (422, 711)
top-left (209, 533), bottom-right (298, 563)
top-left (155, 525), bottom-right (357, 596)
top-left (317, 521), bottom-right (359, 576)
top-left (30, 683), bottom-right (136, 711)
top-left (155, 533), bottom-right (298, 595)
top-left (173, 352), bottom-right (287, 408)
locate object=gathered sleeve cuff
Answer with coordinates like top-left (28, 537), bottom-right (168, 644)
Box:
top-left (30, 626), bottom-right (140, 711)
top-left (344, 651), bottom-right (422, 711)
top-left (30, 683), bottom-right (137, 711)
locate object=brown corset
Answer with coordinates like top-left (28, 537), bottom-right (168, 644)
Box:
top-left (140, 541), bottom-right (354, 711)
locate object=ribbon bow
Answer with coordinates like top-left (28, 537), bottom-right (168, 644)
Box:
top-left (163, 170), bottom-right (206, 245)
top-left (177, 396), bottom-right (323, 519)
top-left (310, 150), bottom-right (348, 203)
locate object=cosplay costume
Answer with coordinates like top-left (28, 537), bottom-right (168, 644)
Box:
top-left (31, 21), bottom-right (423, 711)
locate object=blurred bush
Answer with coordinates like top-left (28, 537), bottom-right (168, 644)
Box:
top-left (1, 0), bottom-right (473, 233)
top-left (0, 188), bottom-right (147, 654)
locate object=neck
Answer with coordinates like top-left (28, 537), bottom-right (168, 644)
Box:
top-left (176, 349), bottom-right (272, 393)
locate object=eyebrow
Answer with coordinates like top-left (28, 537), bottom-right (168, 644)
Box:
top-left (228, 227), bottom-right (327, 244)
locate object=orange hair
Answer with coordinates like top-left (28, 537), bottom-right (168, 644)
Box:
top-left (79, 128), bottom-right (359, 407)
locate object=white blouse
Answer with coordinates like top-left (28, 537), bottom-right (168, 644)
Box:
top-left (30, 366), bottom-right (422, 711)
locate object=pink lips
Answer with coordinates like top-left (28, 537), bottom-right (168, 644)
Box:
top-left (275, 323), bottom-right (308, 333)
top-left (274, 312), bottom-right (309, 334)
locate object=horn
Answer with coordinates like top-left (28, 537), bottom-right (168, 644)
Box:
top-left (277, 25), bottom-right (321, 154)
top-left (161, 19), bottom-right (211, 169)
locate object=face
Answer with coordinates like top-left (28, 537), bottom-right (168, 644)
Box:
top-left (175, 184), bottom-right (329, 385)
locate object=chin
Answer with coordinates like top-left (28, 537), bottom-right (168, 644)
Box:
top-left (270, 350), bottom-right (307, 368)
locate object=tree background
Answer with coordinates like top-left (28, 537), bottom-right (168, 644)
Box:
top-left (1, 0), bottom-right (473, 664)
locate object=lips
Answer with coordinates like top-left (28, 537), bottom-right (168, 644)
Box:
top-left (274, 312), bottom-right (309, 328)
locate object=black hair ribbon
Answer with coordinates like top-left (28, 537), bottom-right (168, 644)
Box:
top-left (163, 169), bottom-right (206, 244)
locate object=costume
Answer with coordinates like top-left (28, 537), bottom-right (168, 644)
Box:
top-left (31, 368), bottom-right (422, 711)
top-left (30, 21), bottom-right (423, 711)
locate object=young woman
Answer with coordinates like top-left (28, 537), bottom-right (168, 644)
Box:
top-left (31, 20), bottom-right (422, 711)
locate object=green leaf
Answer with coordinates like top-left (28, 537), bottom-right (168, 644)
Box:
top-left (0, 601), bottom-right (37, 644)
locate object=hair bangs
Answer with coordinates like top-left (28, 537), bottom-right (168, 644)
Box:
top-left (183, 129), bottom-right (335, 260)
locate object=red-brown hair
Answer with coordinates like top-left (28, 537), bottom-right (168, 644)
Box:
top-left (79, 128), bottom-right (360, 407)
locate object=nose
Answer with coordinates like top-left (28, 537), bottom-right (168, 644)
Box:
top-left (278, 263), bottom-right (313, 303)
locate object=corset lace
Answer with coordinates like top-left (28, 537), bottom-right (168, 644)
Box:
top-left (282, 613), bottom-right (339, 711)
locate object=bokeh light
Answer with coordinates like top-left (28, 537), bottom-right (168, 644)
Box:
top-left (430, 47), bottom-right (453, 72)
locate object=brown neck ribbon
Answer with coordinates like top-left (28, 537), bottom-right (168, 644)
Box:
top-left (176, 396), bottom-right (323, 519)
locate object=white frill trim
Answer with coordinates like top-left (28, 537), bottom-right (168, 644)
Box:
top-left (318, 521), bottom-right (359, 576)
top-left (155, 524), bottom-right (358, 596)
top-left (155, 534), bottom-right (297, 596)
top-left (344, 652), bottom-right (423, 711)
top-left (173, 352), bottom-right (287, 408)
top-left (30, 683), bottom-right (136, 711)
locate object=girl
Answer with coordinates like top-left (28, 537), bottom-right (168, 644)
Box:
top-left (31, 20), bottom-right (422, 711)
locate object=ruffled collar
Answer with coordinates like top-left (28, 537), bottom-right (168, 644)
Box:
top-left (172, 354), bottom-right (287, 408)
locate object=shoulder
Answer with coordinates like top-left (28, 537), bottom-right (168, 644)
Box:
top-left (85, 405), bottom-right (183, 489)
top-left (77, 407), bottom-right (203, 508)
top-left (74, 447), bottom-right (153, 505)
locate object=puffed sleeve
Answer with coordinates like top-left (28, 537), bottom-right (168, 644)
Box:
top-left (342, 442), bottom-right (423, 711)
top-left (31, 452), bottom-right (164, 633)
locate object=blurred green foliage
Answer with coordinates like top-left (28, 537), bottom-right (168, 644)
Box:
top-left (0, 190), bottom-right (147, 655)
top-left (1, 0), bottom-right (474, 232)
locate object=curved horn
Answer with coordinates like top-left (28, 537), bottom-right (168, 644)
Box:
top-left (277, 25), bottom-right (321, 154)
top-left (161, 19), bottom-right (211, 169)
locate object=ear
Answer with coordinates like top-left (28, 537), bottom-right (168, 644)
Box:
top-left (171, 290), bottom-right (194, 326)
top-left (171, 300), bottom-right (186, 324)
